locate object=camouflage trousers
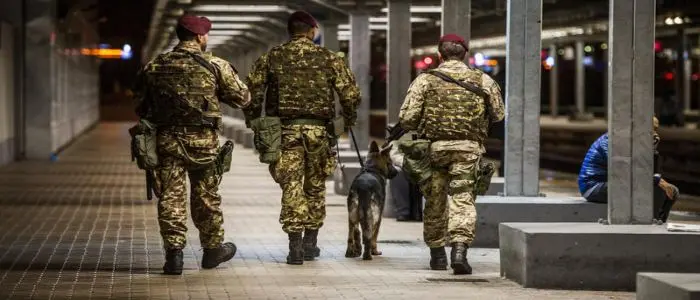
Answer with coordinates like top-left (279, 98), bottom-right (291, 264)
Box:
top-left (269, 124), bottom-right (336, 233)
top-left (420, 150), bottom-right (481, 248)
top-left (155, 129), bottom-right (225, 250)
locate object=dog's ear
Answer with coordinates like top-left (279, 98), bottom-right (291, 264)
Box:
top-left (369, 141), bottom-right (380, 153)
top-left (379, 143), bottom-right (393, 154)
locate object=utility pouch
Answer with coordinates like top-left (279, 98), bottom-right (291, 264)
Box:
top-left (128, 119), bottom-right (159, 170)
top-left (250, 116), bottom-right (282, 164)
top-left (398, 139), bottom-right (432, 185)
top-left (475, 160), bottom-right (496, 196)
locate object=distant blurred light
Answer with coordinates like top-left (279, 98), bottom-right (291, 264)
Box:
top-left (123, 44), bottom-right (132, 53)
top-left (380, 6), bottom-right (442, 13)
top-left (600, 43), bottom-right (608, 50)
top-left (557, 49), bottom-right (565, 56)
top-left (545, 56), bottom-right (555, 68)
top-left (563, 46), bottom-right (575, 60)
top-left (674, 17), bottom-right (683, 24)
top-left (654, 41), bottom-right (662, 52)
top-left (664, 72), bottom-right (674, 81)
top-left (99, 43), bottom-right (110, 49)
top-left (582, 56), bottom-right (593, 66)
top-left (423, 56), bottom-right (433, 65)
top-left (692, 73), bottom-right (699, 81)
top-left (415, 60), bottom-right (427, 69)
top-left (584, 45), bottom-right (593, 53)
top-left (665, 17), bottom-right (674, 25)
top-left (474, 53), bottom-right (485, 66)
top-left (121, 51), bottom-right (133, 60)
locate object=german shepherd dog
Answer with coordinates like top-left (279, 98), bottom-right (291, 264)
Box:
top-left (345, 141), bottom-right (398, 260)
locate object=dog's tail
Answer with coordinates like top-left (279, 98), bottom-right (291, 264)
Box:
top-left (356, 188), bottom-right (373, 220)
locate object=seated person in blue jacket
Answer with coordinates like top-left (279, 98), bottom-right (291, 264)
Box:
top-left (578, 117), bottom-right (679, 222)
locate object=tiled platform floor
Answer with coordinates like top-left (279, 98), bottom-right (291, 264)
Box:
top-left (0, 123), bottom-right (637, 299)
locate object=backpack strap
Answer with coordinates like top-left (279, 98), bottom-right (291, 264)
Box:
top-left (186, 52), bottom-right (220, 82)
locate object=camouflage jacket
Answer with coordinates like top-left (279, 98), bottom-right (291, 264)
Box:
top-left (243, 36), bottom-right (361, 126)
top-left (133, 41), bottom-right (251, 130)
top-left (399, 60), bottom-right (505, 152)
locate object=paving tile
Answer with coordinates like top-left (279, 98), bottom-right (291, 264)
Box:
top-left (0, 123), bottom-right (635, 300)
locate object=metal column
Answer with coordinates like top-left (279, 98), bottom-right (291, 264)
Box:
top-left (322, 23), bottom-right (339, 52)
top-left (441, 0), bottom-right (471, 46)
top-left (387, 0), bottom-right (411, 127)
top-left (607, 0), bottom-right (655, 224)
top-left (575, 41), bottom-right (586, 115)
top-left (349, 12), bottom-right (370, 151)
top-left (549, 44), bottom-right (559, 117)
top-left (504, 0), bottom-right (542, 196)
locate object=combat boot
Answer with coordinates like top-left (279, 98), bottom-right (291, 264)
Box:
top-left (429, 247), bottom-right (448, 270)
top-left (163, 249), bottom-right (184, 275)
top-left (287, 232), bottom-right (304, 265)
top-left (202, 242), bottom-right (237, 269)
top-left (303, 229), bottom-right (321, 261)
top-left (450, 243), bottom-right (472, 275)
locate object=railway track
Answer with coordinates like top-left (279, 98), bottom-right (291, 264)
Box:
top-left (483, 127), bottom-right (700, 196)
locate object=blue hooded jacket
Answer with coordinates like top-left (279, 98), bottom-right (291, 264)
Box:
top-left (578, 133), bottom-right (661, 195)
top-left (578, 134), bottom-right (608, 195)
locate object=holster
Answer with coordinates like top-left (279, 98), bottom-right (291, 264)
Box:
top-left (249, 116), bottom-right (282, 164)
top-left (216, 140), bottom-right (235, 175)
top-left (326, 116), bottom-right (345, 147)
top-left (475, 160), bottom-right (496, 196)
top-left (398, 139), bottom-right (432, 185)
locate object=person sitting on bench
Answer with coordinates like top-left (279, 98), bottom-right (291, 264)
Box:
top-left (578, 117), bottom-right (679, 222)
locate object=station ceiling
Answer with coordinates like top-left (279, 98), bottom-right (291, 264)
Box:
top-left (142, 0), bottom-right (700, 62)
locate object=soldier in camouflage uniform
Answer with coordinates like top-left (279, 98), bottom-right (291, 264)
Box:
top-left (398, 34), bottom-right (505, 275)
top-left (133, 14), bottom-right (251, 275)
top-left (244, 11), bottom-right (361, 265)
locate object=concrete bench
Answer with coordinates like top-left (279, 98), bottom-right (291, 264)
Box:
top-left (638, 273), bottom-right (700, 300)
top-left (484, 177), bottom-right (504, 196)
top-left (333, 162), bottom-right (363, 196)
top-left (499, 223), bottom-right (700, 291)
top-left (473, 196), bottom-right (606, 247)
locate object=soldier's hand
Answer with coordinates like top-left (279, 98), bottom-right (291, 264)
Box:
top-left (658, 179), bottom-right (676, 200)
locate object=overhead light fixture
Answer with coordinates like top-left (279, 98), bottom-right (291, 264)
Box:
top-left (211, 23), bottom-right (254, 30)
top-left (205, 16), bottom-right (268, 22)
top-left (208, 30), bottom-right (244, 36)
top-left (337, 24), bottom-right (388, 30)
top-left (674, 16), bottom-right (683, 24)
top-left (665, 17), bottom-right (674, 25)
top-left (368, 17), bottom-right (433, 23)
top-left (380, 6), bottom-right (442, 13)
top-left (192, 5), bottom-right (289, 12)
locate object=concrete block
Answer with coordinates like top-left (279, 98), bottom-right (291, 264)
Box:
top-left (473, 196), bottom-right (606, 248)
top-left (333, 162), bottom-right (363, 196)
top-left (499, 223), bottom-right (700, 291)
top-left (485, 177), bottom-right (504, 196)
top-left (637, 273), bottom-right (700, 300)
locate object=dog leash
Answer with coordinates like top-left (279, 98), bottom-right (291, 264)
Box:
top-left (349, 128), bottom-right (365, 169)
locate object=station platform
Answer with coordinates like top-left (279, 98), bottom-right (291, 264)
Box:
top-left (2, 122), bottom-right (696, 299)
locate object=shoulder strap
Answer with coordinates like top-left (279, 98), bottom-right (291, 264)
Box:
top-left (424, 70), bottom-right (489, 101)
top-left (186, 52), bottom-right (219, 80)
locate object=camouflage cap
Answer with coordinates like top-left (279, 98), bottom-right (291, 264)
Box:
top-left (439, 33), bottom-right (468, 51)
top-left (288, 11), bottom-right (318, 28)
top-left (178, 14), bottom-right (212, 35)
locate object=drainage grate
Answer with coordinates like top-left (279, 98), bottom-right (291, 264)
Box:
top-left (426, 277), bottom-right (490, 283)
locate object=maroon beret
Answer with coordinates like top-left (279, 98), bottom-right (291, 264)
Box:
top-left (177, 14), bottom-right (212, 35)
top-left (439, 33), bottom-right (468, 51)
top-left (288, 11), bottom-right (318, 28)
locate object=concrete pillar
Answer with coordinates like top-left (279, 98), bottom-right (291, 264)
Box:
top-left (24, 0), bottom-right (55, 159)
top-left (504, 0), bottom-right (542, 197)
top-left (549, 44), bottom-right (559, 117)
top-left (683, 41), bottom-right (692, 114)
top-left (349, 12), bottom-right (370, 151)
top-left (441, 0), bottom-right (471, 47)
top-left (322, 23), bottom-right (339, 52)
top-left (387, 0), bottom-right (411, 127)
top-left (675, 30), bottom-right (687, 124)
top-left (575, 41), bottom-right (586, 115)
top-left (607, 0), bottom-right (655, 224)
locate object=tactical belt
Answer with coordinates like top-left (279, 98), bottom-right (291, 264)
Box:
top-left (160, 125), bottom-right (214, 134)
top-left (281, 118), bottom-right (327, 126)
